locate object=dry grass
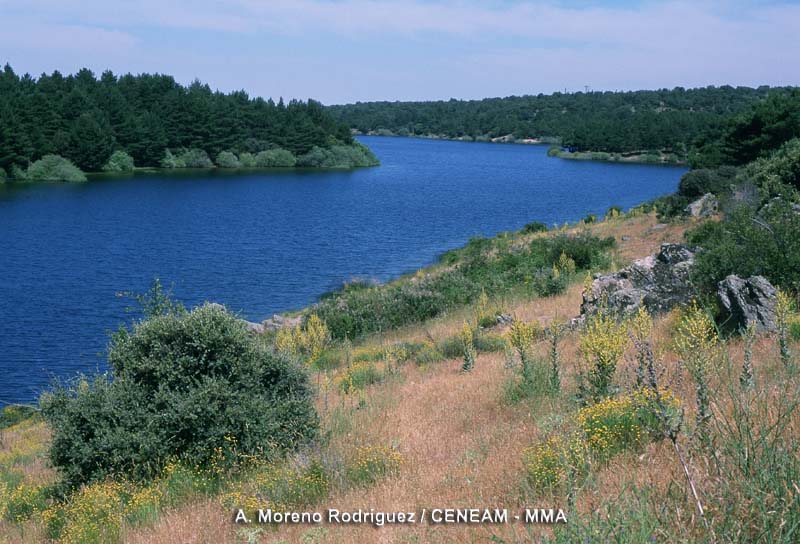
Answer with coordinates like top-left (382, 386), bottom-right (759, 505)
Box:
top-left (6, 212), bottom-right (798, 544)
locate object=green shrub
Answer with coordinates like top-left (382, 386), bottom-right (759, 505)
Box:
top-left (790, 319), bottom-right (800, 342)
top-left (687, 201), bottom-right (800, 292)
top-left (297, 143), bottom-right (379, 168)
top-left (215, 150), bottom-right (240, 168)
top-left (26, 155), bottom-right (86, 182)
top-left (102, 150), bottom-right (135, 172)
top-left (473, 332), bottom-right (507, 353)
top-left (255, 148), bottom-right (297, 167)
top-left (547, 146), bottom-right (562, 157)
top-left (0, 168), bottom-right (7, 183)
top-left (521, 221), bottom-right (548, 234)
top-left (582, 213), bottom-right (596, 224)
top-left (41, 303), bottom-right (318, 487)
top-left (238, 152), bottom-right (257, 167)
top-left (677, 166), bottom-right (738, 198)
top-left (179, 149), bottom-right (213, 168)
top-left (161, 149), bottom-right (213, 168)
top-left (0, 405), bottom-right (38, 429)
top-left (745, 137), bottom-right (800, 199)
top-left (337, 361), bottom-right (383, 393)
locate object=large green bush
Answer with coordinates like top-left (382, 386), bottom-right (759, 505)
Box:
top-left (41, 303), bottom-right (318, 487)
top-left (255, 148), bottom-right (297, 167)
top-left (102, 150), bottom-right (135, 172)
top-left (24, 155), bottom-right (87, 182)
top-left (161, 149), bottom-right (213, 169)
top-left (687, 200), bottom-right (800, 292)
top-left (678, 166), bottom-right (739, 198)
top-left (215, 150), bottom-right (241, 168)
top-left (744, 137), bottom-right (800, 199)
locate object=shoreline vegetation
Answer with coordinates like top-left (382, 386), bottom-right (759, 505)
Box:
top-left (2, 85), bottom-right (800, 543)
top-left (0, 64), bottom-right (379, 184)
top-left (330, 86), bottom-right (798, 167)
top-left (355, 128), bottom-right (686, 165)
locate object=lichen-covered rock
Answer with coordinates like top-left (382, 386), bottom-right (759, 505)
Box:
top-left (685, 193), bottom-right (718, 217)
top-left (716, 275), bottom-right (778, 333)
top-left (581, 243), bottom-right (696, 317)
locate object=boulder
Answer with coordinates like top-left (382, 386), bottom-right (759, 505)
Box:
top-left (495, 313), bottom-right (514, 326)
top-left (244, 320), bottom-right (265, 334)
top-left (716, 275), bottom-right (778, 333)
top-left (685, 193), bottom-right (718, 218)
top-left (581, 243), bottom-right (696, 317)
top-left (262, 314), bottom-right (303, 332)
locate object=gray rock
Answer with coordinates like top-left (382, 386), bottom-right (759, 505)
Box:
top-left (685, 193), bottom-right (718, 218)
top-left (262, 314), bottom-right (303, 332)
top-left (495, 313), bottom-right (514, 326)
top-left (716, 275), bottom-right (778, 333)
top-left (648, 223), bottom-right (668, 232)
top-left (244, 320), bottom-right (265, 334)
top-left (581, 243), bottom-right (696, 317)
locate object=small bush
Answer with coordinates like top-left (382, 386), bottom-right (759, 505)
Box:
top-left (26, 155), bottom-right (86, 182)
top-left (0, 167), bottom-right (8, 183)
top-left (522, 434), bottom-right (587, 492)
top-left (677, 166), bottom-right (738, 198)
top-left (337, 361), bottom-right (383, 393)
top-left (0, 405), bottom-right (38, 429)
top-left (215, 150), bottom-right (240, 168)
top-left (576, 390), bottom-right (680, 460)
top-left (579, 308), bottom-right (628, 403)
top-left (347, 446), bottom-right (402, 486)
top-left (255, 148), bottom-right (297, 167)
top-left (1, 482), bottom-right (50, 522)
top-left (473, 332), bottom-right (507, 353)
top-left (582, 213), bottom-right (596, 224)
top-left (522, 221), bottom-right (549, 234)
top-left (179, 148), bottom-right (213, 168)
top-left (102, 150), bottom-right (135, 172)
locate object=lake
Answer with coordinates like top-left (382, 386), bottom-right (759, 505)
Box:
top-left (0, 136), bottom-right (685, 404)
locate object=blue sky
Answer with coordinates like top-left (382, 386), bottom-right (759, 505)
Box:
top-left (0, 0), bottom-right (798, 104)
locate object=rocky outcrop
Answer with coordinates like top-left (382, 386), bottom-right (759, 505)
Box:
top-left (262, 314), bottom-right (303, 332)
top-left (581, 243), bottom-right (696, 317)
top-left (716, 275), bottom-right (778, 333)
top-left (685, 193), bottom-right (718, 218)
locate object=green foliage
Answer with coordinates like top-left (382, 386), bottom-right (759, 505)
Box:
top-left (102, 150), bottom-right (135, 172)
top-left (687, 200), bottom-right (800, 292)
top-left (315, 232), bottom-right (612, 340)
top-left (40, 302), bottom-right (318, 488)
top-left (215, 150), bottom-right (240, 168)
top-left (0, 65), bottom-right (359, 172)
top-left (337, 361), bottom-right (383, 393)
top-left (521, 221), bottom-right (548, 234)
top-left (330, 86), bottom-right (780, 156)
top-left (0, 167), bottom-right (7, 183)
top-left (255, 148), bottom-right (297, 167)
top-left (0, 405), bottom-right (38, 430)
top-left (346, 446), bottom-right (402, 487)
top-left (296, 143), bottom-right (379, 168)
top-left (238, 152), bottom-right (257, 167)
top-left (677, 165), bottom-right (739, 198)
top-left (692, 89), bottom-right (800, 168)
top-left (744, 137), bottom-right (800, 199)
top-left (24, 154), bottom-right (86, 182)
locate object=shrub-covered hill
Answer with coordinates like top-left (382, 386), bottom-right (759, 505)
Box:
top-left (328, 86), bottom-right (795, 158)
top-left (0, 64), bottom-right (378, 181)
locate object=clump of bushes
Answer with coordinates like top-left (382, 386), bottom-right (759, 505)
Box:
top-left (677, 166), bottom-right (739, 198)
top-left (215, 150), bottom-right (240, 168)
top-left (337, 360), bottom-right (384, 393)
top-left (315, 232), bottom-right (613, 340)
top-left (297, 143), bottom-right (379, 168)
top-left (161, 148), bottom-right (213, 168)
top-left (102, 150), bottom-right (135, 172)
top-left (18, 155), bottom-right (87, 182)
top-left (41, 302), bottom-right (318, 487)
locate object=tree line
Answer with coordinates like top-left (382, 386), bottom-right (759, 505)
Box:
top-left (0, 64), bottom-right (360, 177)
top-left (328, 86), bottom-right (796, 156)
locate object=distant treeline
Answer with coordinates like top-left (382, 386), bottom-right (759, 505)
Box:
top-left (0, 64), bottom-right (373, 180)
top-left (328, 86), bottom-right (796, 159)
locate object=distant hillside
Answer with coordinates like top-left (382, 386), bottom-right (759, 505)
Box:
top-left (328, 86), bottom-right (795, 158)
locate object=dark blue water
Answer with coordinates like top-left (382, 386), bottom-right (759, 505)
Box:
top-left (0, 136), bottom-right (684, 403)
